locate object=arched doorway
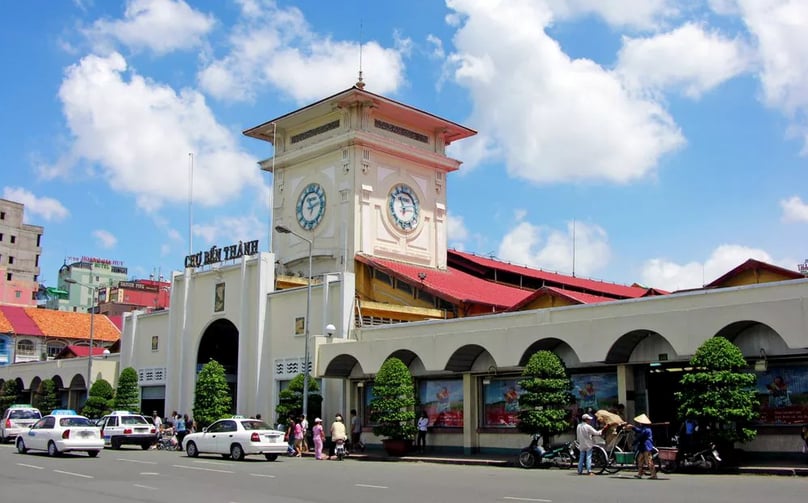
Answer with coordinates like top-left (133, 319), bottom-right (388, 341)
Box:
top-left (197, 319), bottom-right (239, 413)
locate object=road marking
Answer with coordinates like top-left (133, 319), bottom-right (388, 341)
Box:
top-left (172, 464), bottom-right (234, 474)
top-left (503, 498), bottom-right (552, 502)
top-left (140, 472), bottom-right (161, 476)
top-left (249, 473), bottom-right (276, 478)
top-left (16, 463), bottom-right (44, 470)
top-left (133, 484), bottom-right (158, 490)
top-left (355, 483), bottom-right (388, 489)
top-left (193, 459), bottom-right (232, 466)
top-left (117, 458), bottom-right (158, 464)
top-left (53, 469), bottom-right (94, 479)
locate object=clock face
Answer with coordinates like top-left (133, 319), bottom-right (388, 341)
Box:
top-left (388, 184), bottom-right (420, 231)
top-left (296, 183), bottom-right (326, 230)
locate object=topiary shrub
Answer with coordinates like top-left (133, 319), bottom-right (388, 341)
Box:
top-left (675, 336), bottom-right (758, 449)
top-left (517, 350), bottom-right (574, 444)
top-left (34, 379), bottom-right (60, 416)
top-left (275, 372), bottom-right (322, 424)
top-left (369, 357), bottom-right (416, 441)
top-left (81, 378), bottom-right (114, 419)
top-left (113, 367), bottom-right (141, 413)
top-left (192, 359), bottom-right (232, 429)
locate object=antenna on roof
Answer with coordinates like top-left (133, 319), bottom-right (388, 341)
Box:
top-left (355, 19), bottom-right (365, 89)
top-left (572, 219), bottom-right (576, 278)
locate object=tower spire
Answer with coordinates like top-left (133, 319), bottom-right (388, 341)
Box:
top-left (355, 19), bottom-right (365, 89)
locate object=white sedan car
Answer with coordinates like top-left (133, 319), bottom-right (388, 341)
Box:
top-left (16, 410), bottom-right (104, 457)
top-left (183, 418), bottom-right (287, 461)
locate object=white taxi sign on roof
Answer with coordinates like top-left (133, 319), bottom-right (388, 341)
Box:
top-left (51, 409), bottom-right (78, 415)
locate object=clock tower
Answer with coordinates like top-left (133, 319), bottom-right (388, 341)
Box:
top-left (244, 85), bottom-right (476, 277)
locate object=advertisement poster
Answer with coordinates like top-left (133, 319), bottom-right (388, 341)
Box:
top-left (755, 365), bottom-right (808, 424)
top-left (571, 373), bottom-right (618, 413)
top-left (482, 378), bottom-right (522, 427)
top-left (419, 379), bottom-right (463, 427)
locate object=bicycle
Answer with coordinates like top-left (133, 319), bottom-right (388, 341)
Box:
top-left (591, 425), bottom-right (659, 474)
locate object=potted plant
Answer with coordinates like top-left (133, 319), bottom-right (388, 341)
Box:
top-left (369, 357), bottom-right (416, 455)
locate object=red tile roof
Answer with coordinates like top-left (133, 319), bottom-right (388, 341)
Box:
top-left (0, 306), bottom-right (120, 342)
top-left (55, 345), bottom-right (109, 358)
top-left (356, 254), bottom-right (533, 309)
top-left (448, 250), bottom-right (651, 298)
top-left (0, 306), bottom-right (44, 336)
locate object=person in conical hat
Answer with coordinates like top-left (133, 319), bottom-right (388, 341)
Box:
top-left (628, 413), bottom-right (656, 478)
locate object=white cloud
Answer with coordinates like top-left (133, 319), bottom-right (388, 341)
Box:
top-left (641, 244), bottom-right (779, 291)
top-left (617, 23), bottom-right (751, 98)
top-left (445, 0), bottom-right (685, 184)
top-left (45, 52), bottom-right (262, 212)
top-left (447, 213), bottom-right (469, 250)
top-left (88, 0), bottom-right (214, 54)
top-left (93, 229), bottom-right (118, 248)
top-left (497, 219), bottom-right (610, 277)
top-left (192, 215), bottom-right (266, 247)
top-left (543, 0), bottom-right (680, 29)
top-left (729, 0), bottom-right (808, 152)
top-left (198, 1), bottom-right (406, 103)
top-left (1, 187), bottom-right (69, 222)
top-left (781, 195), bottom-right (808, 222)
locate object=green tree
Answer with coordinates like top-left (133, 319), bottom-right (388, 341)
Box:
top-left (34, 379), bottom-right (60, 415)
top-left (369, 357), bottom-right (416, 440)
top-left (517, 350), bottom-right (574, 444)
top-left (274, 373), bottom-right (322, 424)
top-left (81, 378), bottom-right (115, 419)
top-left (675, 337), bottom-right (758, 447)
top-left (192, 359), bottom-right (232, 429)
top-left (0, 380), bottom-right (23, 414)
top-left (113, 367), bottom-right (141, 413)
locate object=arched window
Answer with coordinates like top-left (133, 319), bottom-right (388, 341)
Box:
top-left (17, 339), bottom-right (35, 356)
top-left (46, 341), bottom-right (66, 358)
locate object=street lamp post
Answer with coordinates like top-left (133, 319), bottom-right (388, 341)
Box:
top-left (65, 279), bottom-right (96, 391)
top-left (275, 225), bottom-right (313, 420)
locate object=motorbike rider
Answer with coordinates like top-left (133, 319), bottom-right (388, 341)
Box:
top-left (329, 413), bottom-right (347, 460)
top-left (576, 413), bottom-right (602, 475)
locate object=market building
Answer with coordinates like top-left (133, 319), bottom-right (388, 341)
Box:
top-left (1, 84), bottom-right (807, 457)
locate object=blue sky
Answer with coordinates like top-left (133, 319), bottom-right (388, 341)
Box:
top-left (2, 0), bottom-right (808, 292)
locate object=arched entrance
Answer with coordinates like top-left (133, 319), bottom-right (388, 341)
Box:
top-left (197, 319), bottom-right (239, 413)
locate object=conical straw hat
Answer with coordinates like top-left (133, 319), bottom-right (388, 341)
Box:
top-left (633, 413), bottom-right (651, 425)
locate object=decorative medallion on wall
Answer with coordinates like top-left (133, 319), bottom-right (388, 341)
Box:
top-left (388, 183), bottom-right (420, 231)
top-left (296, 182), bottom-right (326, 230)
top-left (214, 282), bottom-right (225, 312)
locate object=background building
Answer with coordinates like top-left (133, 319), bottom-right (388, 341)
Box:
top-left (0, 199), bottom-right (43, 307)
top-left (48, 258), bottom-right (128, 312)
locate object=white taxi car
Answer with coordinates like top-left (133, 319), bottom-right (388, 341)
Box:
top-left (16, 410), bottom-right (104, 457)
top-left (183, 417), bottom-right (286, 461)
top-left (1, 404), bottom-right (42, 443)
top-left (97, 411), bottom-right (157, 450)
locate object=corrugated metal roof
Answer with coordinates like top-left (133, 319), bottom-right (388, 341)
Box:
top-left (356, 255), bottom-right (533, 308)
top-left (448, 250), bottom-right (650, 298)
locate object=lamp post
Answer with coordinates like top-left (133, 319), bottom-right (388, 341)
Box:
top-left (65, 278), bottom-right (96, 391)
top-left (275, 224), bottom-right (313, 419)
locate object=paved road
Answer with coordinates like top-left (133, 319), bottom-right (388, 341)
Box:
top-left (1, 443), bottom-right (806, 503)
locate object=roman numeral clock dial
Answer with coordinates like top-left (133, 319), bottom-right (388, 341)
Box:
top-left (296, 183), bottom-right (326, 230)
top-left (389, 184), bottom-right (419, 231)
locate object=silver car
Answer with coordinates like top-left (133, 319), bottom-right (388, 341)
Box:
top-left (1, 405), bottom-right (42, 443)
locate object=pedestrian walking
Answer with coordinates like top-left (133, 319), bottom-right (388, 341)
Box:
top-left (313, 418), bottom-right (325, 459)
top-left (629, 414), bottom-right (657, 479)
top-left (350, 409), bottom-right (365, 452)
top-left (416, 411), bottom-right (429, 453)
top-left (576, 413), bottom-right (602, 475)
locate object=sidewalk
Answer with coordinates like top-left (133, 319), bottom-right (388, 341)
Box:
top-left (339, 449), bottom-right (808, 476)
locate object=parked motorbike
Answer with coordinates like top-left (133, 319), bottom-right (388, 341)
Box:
top-left (659, 436), bottom-right (721, 473)
top-left (518, 434), bottom-right (576, 469)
